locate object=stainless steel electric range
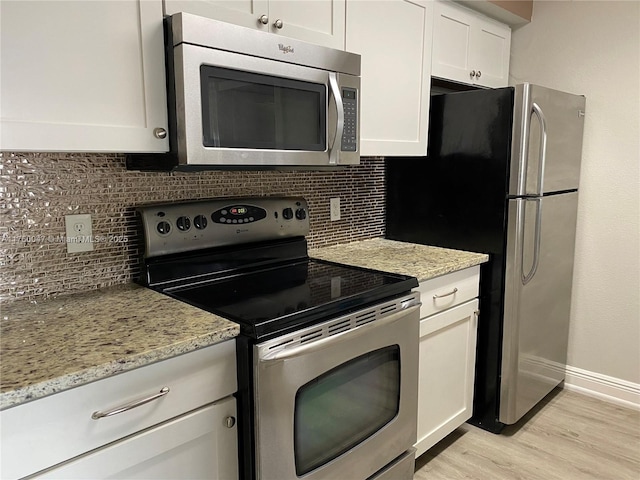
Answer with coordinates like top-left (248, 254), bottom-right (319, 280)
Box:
top-left (137, 197), bottom-right (421, 480)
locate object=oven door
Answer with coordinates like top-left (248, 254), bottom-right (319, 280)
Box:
top-left (253, 295), bottom-right (420, 480)
top-left (173, 43), bottom-right (360, 168)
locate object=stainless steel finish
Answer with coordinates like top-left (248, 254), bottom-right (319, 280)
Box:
top-left (153, 127), bottom-right (167, 139)
top-left (328, 72), bottom-right (344, 165)
top-left (470, 69), bottom-right (476, 78)
top-left (254, 293), bottom-right (420, 480)
top-left (521, 198), bottom-right (542, 285)
top-left (369, 448), bottom-right (416, 480)
top-left (170, 13), bottom-right (360, 76)
top-left (258, 14), bottom-right (268, 24)
top-left (401, 298), bottom-right (422, 309)
top-left (172, 24), bottom-right (361, 167)
top-left (531, 103), bottom-right (548, 195)
top-left (433, 287), bottom-right (458, 299)
top-left (137, 197), bottom-right (309, 259)
top-left (273, 18), bottom-right (283, 29)
top-left (91, 387), bottom-right (170, 420)
top-left (225, 416), bottom-right (236, 428)
top-left (476, 70), bottom-right (482, 78)
top-left (509, 84), bottom-right (586, 196)
top-left (501, 192), bottom-right (579, 424)
top-left (259, 295), bottom-right (422, 361)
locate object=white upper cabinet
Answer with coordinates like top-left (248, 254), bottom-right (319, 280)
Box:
top-left (346, 0), bottom-right (433, 157)
top-left (432, 0), bottom-right (511, 88)
top-left (164, 0), bottom-right (346, 49)
top-left (0, 0), bottom-right (169, 153)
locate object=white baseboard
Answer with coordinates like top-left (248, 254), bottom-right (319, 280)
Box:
top-left (562, 365), bottom-right (640, 411)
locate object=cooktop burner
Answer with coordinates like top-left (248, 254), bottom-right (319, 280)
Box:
top-left (136, 196), bottom-right (417, 340)
top-left (165, 258), bottom-right (416, 339)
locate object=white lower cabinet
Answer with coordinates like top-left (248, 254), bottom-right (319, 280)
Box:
top-left (33, 397), bottom-right (238, 480)
top-left (0, 340), bottom-right (238, 480)
top-left (414, 266), bottom-right (480, 457)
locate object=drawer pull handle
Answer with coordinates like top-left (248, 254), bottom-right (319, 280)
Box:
top-left (91, 387), bottom-right (170, 420)
top-left (433, 287), bottom-right (458, 300)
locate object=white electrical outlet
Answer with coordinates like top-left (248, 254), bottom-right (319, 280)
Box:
top-left (330, 197), bottom-right (341, 221)
top-left (65, 214), bottom-right (94, 253)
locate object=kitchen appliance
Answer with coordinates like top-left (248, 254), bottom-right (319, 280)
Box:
top-left (136, 197), bottom-right (420, 479)
top-left (386, 83), bottom-right (586, 433)
top-left (127, 13), bottom-right (360, 171)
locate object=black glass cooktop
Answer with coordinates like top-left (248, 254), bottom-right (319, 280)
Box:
top-left (164, 258), bottom-right (417, 340)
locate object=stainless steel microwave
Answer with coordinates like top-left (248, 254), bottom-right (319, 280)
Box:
top-left (128, 12), bottom-right (361, 171)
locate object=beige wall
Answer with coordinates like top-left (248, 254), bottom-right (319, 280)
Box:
top-left (510, 1), bottom-right (640, 384)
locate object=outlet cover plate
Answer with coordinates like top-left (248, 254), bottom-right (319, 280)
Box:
top-left (330, 197), bottom-right (341, 221)
top-left (65, 214), bottom-right (93, 253)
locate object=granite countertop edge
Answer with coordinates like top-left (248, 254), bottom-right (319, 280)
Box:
top-left (0, 326), bottom-right (239, 411)
top-left (309, 238), bottom-right (489, 283)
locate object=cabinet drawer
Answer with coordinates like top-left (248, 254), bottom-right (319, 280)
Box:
top-left (1, 340), bottom-right (236, 480)
top-left (415, 266), bottom-right (480, 319)
top-left (32, 397), bottom-right (238, 480)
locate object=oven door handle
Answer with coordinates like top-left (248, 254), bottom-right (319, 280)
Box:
top-left (259, 301), bottom-right (421, 362)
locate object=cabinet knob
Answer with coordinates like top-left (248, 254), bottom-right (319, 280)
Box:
top-left (258, 14), bottom-right (269, 25)
top-left (153, 127), bottom-right (167, 139)
top-left (225, 416), bottom-right (236, 428)
top-left (476, 70), bottom-right (482, 79)
top-left (274, 18), bottom-right (284, 29)
top-left (470, 70), bottom-right (477, 79)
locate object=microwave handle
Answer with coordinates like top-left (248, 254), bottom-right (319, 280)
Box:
top-left (328, 72), bottom-right (344, 165)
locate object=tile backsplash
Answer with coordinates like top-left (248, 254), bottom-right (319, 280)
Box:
top-left (0, 152), bottom-right (385, 303)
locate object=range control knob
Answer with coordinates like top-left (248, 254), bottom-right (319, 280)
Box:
top-left (194, 215), bottom-right (208, 230)
top-left (176, 216), bottom-right (191, 231)
top-left (157, 221), bottom-right (171, 235)
top-left (282, 208), bottom-right (294, 220)
top-left (295, 208), bottom-right (307, 220)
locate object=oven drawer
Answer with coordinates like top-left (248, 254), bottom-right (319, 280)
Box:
top-left (415, 266), bottom-right (480, 319)
top-left (0, 340), bottom-right (236, 480)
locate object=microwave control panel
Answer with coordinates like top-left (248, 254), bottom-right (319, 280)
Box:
top-left (341, 88), bottom-right (358, 152)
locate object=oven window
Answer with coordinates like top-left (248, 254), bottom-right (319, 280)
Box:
top-left (200, 66), bottom-right (326, 151)
top-left (294, 345), bottom-right (400, 476)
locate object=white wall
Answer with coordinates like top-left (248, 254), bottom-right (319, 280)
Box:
top-left (509, 1), bottom-right (640, 388)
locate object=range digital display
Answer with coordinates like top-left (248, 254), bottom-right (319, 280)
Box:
top-left (230, 207), bottom-right (248, 215)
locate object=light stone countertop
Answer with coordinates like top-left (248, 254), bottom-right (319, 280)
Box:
top-left (310, 238), bottom-right (489, 282)
top-left (1, 238), bottom-right (487, 411)
top-left (0, 284), bottom-right (239, 410)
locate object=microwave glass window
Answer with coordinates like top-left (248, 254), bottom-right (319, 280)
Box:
top-left (201, 66), bottom-right (326, 151)
top-left (293, 345), bottom-right (401, 476)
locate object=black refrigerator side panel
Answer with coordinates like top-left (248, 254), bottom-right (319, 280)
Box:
top-left (386, 87), bottom-right (514, 255)
top-left (472, 256), bottom-right (507, 433)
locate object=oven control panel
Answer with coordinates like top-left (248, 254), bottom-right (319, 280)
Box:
top-left (138, 197), bottom-right (309, 258)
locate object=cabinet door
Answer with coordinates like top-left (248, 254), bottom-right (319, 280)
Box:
top-left (164, 0), bottom-right (270, 31)
top-left (269, 0), bottom-right (345, 49)
top-left (415, 299), bottom-right (478, 457)
top-left (346, 0), bottom-right (433, 156)
top-left (432, 0), bottom-right (475, 85)
top-left (469, 16), bottom-right (511, 88)
top-left (0, 0), bottom-right (169, 152)
top-left (432, 0), bottom-right (510, 88)
top-left (33, 398), bottom-right (238, 480)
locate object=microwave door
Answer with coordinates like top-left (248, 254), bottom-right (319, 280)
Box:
top-left (175, 44), bottom-right (359, 168)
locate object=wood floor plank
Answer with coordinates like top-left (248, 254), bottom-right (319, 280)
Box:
top-left (414, 388), bottom-right (640, 480)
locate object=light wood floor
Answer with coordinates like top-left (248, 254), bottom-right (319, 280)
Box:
top-left (414, 388), bottom-right (640, 480)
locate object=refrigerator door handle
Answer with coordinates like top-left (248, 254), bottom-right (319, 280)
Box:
top-left (531, 103), bottom-right (549, 195)
top-left (522, 198), bottom-right (542, 285)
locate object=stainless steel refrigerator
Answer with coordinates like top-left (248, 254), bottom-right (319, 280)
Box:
top-left (386, 83), bottom-right (586, 433)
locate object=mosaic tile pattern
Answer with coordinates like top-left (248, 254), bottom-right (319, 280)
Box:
top-left (0, 152), bottom-right (385, 303)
